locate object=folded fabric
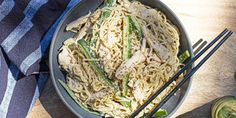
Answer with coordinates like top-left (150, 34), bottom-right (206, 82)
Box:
top-left (0, 0), bottom-right (80, 118)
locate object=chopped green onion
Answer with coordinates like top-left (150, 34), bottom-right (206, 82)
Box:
top-left (115, 96), bottom-right (131, 108)
top-left (153, 109), bottom-right (168, 118)
top-left (178, 50), bottom-right (190, 63)
top-left (120, 100), bottom-right (131, 108)
top-left (106, 0), bottom-right (116, 7)
top-left (101, 10), bottom-right (110, 20)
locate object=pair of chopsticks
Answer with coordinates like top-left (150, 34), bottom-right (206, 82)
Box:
top-left (130, 29), bottom-right (233, 118)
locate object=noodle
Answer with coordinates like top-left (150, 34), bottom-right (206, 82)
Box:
top-left (58, 0), bottom-right (182, 117)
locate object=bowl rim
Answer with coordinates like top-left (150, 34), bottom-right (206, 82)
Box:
top-left (49, 1), bottom-right (92, 117)
top-left (153, 1), bottom-right (193, 118)
top-left (49, 0), bottom-right (194, 117)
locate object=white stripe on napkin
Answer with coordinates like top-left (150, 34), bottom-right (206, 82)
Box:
top-left (1, 0), bottom-right (48, 53)
top-left (0, 64), bottom-right (19, 118)
top-left (19, 0), bottom-right (80, 74)
top-left (0, 0), bottom-right (15, 22)
top-left (20, 48), bottom-right (42, 74)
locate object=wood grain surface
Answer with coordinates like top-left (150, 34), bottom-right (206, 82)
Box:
top-left (27, 0), bottom-right (236, 118)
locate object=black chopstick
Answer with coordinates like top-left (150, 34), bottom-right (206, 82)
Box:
top-left (146, 30), bottom-right (233, 117)
top-left (129, 28), bottom-right (231, 118)
top-left (193, 40), bottom-right (207, 55)
top-left (192, 38), bottom-right (203, 49)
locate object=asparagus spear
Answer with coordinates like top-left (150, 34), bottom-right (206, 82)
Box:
top-left (123, 16), bottom-right (133, 59)
top-left (121, 16), bottom-right (133, 96)
top-left (58, 79), bottom-right (100, 115)
top-left (129, 16), bottom-right (143, 40)
top-left (121, 16), bottom-right (143, 97)
top-left (122, 75), bottom-right (129, 96)
top-left (77, 39), bottom-right (119, 91)
top-left (123, 15), bottom-right (143, 59)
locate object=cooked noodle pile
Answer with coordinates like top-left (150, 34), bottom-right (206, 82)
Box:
top-left (58, 0), bottom-right (183, 117)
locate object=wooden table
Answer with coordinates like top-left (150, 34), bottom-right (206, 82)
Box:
top-left (27, 0), bottom-right (236, 118)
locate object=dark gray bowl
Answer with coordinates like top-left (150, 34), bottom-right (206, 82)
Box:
top-left (49, 0), bottom-right (193, 117)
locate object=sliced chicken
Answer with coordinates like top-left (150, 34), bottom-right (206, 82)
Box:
top-left (74, 19), bottom-right (92, 40)
top-left (142, 25), bottom-right (171, 60)
top-left (58, 46), bottom-right (73, 70)
top-left (66, 13), bottom-right (91, 32)
top-left (86, 89), bottom-right (109, 105)
top-left (115, 50), bottom-right (146, 78)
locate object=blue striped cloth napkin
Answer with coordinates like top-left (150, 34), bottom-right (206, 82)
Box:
top-left (0, 0), bottom-right (80, 117)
